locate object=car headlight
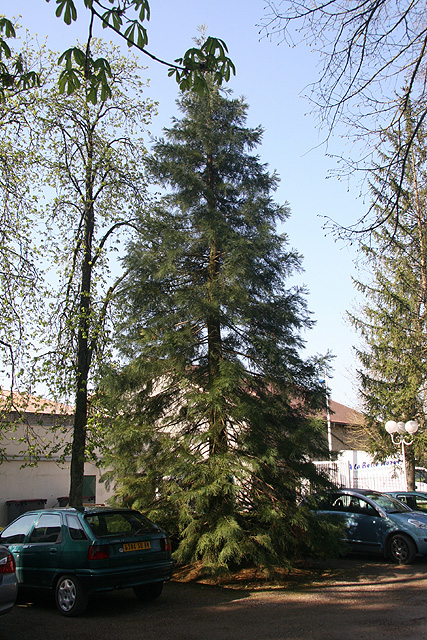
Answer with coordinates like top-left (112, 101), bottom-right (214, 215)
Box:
top-left (408, 518), bottom-right (427, 529)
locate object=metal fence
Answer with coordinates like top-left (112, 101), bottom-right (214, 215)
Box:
top-left (314, 459), bottom-right (406, 492)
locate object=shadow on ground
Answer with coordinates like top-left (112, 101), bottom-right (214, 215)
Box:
top-left (2, 556), bottom-right (427, 640)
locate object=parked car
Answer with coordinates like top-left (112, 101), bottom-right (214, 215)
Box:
top-left (0, 507), bottom-right (173, 616)
top-left (312, 488), bottom-right (427, 564)
top-left (0, 545), bottom-right (18, 616)
top-left (386, 491), bottom-right (427, 512)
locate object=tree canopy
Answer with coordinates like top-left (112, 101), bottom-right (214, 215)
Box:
top-left (2, 41), bottom-right (156, 505)
top-left (0, 2), bottom-right (234, 102)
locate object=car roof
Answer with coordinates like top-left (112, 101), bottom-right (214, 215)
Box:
top-left (14, 506), bottom-right (137, 517)
top-left (386, 491), bottom-right (427, 497)
top-left (334, 488), bottom-right (385, 497)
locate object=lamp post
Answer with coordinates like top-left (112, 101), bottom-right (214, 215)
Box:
top-left (384, 420), bottom-right (419, 490)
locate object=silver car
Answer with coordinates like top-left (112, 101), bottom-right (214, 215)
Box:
top-left (0, 545), bottom-right (17, 615)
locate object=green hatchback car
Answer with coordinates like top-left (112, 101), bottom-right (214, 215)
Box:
top-left (0, 506), bottom-right (173, 616)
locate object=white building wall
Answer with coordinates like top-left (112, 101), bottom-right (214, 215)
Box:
top-left (0, 459), bottom-right (112, 526)
top-left (0, 398), bottom-right (114, 525)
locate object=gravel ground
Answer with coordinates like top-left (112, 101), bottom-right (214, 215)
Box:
top-left (2, 556), bottom-right (427, 640)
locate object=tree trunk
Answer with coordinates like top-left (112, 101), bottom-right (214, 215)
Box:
top-left (405, 445), bottom-right (416, 491)
top-left (69, 119), bottom-right (94, 507)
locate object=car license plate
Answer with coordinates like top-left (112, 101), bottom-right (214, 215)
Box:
top-left (123, 541), bottom-right (151, 552)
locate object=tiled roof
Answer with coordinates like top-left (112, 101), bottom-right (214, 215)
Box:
top-left (0, 389), bottom-right (360, 426)
top-left (0, 390), bottom-right (73, 415)
top-left (328, 399), bottom-right (363, 426)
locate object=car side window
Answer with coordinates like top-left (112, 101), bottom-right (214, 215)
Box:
top-left (28, 514), bottom-right (62, 544)
top-left (416, 469), bottom-right (427, 483)
top-left (0, 513), bottom-right (38, 543)
top-left (331, 495), bottom-right (350, 511)
top-left (414, 497), bottom-right (427, 512)
top-left (343, 496), bottom-right (377, 515)
top-left (66, 514), bottom-right (88, 541)
top-left (397, 495), bottom-right (416, 509)
top-left (357, 498), bottom-right (377, 516)
top-left (331, 495), bottom-right (377, 515)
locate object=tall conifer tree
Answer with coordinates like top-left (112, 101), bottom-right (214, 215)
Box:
top-left (350, 106), bottom-right (427, 487)
top-left (102, 82), bottom-right (336, 572)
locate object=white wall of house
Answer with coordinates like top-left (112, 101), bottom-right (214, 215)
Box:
top-left (0, 458), bottom-right (112, 526)
top-left (0, 395), bottom-right (113, 526)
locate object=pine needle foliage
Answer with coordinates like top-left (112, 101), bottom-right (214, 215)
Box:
top-left (350, 104), bottom-right (427, 477)
top-left (100, 82), bottom-right (340, 573)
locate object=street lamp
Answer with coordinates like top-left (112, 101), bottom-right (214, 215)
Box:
top-left (384, 420), bottom-right (419, 490)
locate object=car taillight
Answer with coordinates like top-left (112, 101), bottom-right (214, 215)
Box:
top-left (88, 544), bottom-right (109, 560)
top-left (0, 553), bottom-right (15, 574)
top-left (160, 537), bottom-right (172, 552)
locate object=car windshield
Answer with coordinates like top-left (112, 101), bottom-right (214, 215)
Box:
top-left (85, 511), bottom-right (158, 538)
top-left (364, 492), bottom-right (411, 513)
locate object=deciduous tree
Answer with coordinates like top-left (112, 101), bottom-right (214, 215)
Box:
top-left (31, 42), bottom-right (155, 506)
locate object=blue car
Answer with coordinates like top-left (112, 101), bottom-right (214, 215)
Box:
top-left (313, 488), bottom-right (427, 564)
top-left (386, 491), bottom-right (427, 513)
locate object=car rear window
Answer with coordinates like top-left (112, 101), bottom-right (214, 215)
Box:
top-left (84, 511), bottom-right (158, 537)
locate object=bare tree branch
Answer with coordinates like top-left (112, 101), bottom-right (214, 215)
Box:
top-left (261, 0), bottom-right (427, 235)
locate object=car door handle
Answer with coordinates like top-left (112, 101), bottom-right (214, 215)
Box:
top-left (49, 548), bottom-right (58, 554)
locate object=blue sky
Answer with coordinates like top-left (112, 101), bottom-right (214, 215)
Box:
top-left (7, 0), bottom-right (368, 408)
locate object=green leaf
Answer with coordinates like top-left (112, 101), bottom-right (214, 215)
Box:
top-left (112, 11), bottom-right (123, 32)
top-left (54, 0), bottom-right (78, 25)
top-left (58, 48), bottom-right (74, 69)
top-left (17, 70), bottom-right (40, 91)
top-left (133, 0), bottom-right (151, 22)
top-left (87, 84), bottom-right (98, 104)
top-left (99, 79), bottom-right (112, 102)
top-left (136, 24), bottom-right (148, 48)
top-left (0, 18), bottom-right (15, 39)
top-left (92, 57), bottom-right (110, 72)
top-left (124, 24), bottom-right (136, 45)
top-left (72, 47), bottom-right (86, 67)
top-left (0, 39), bottom-right (11, 60)
top-left (58, 68), bottom-right (82, 95)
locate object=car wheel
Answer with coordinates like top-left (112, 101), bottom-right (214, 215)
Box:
top-left (388, 533), bottom-right (417, 565)
top-left (133, 581), bottom-right (164, 602)
top-left (55, 575), bottom-right (89, 617)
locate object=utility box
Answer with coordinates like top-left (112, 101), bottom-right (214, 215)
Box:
top-left (6, 498), bottom-right (47, 524)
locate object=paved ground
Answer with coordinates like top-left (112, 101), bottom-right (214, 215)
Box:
top-left (2, 556), bottom-right (427, 640)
